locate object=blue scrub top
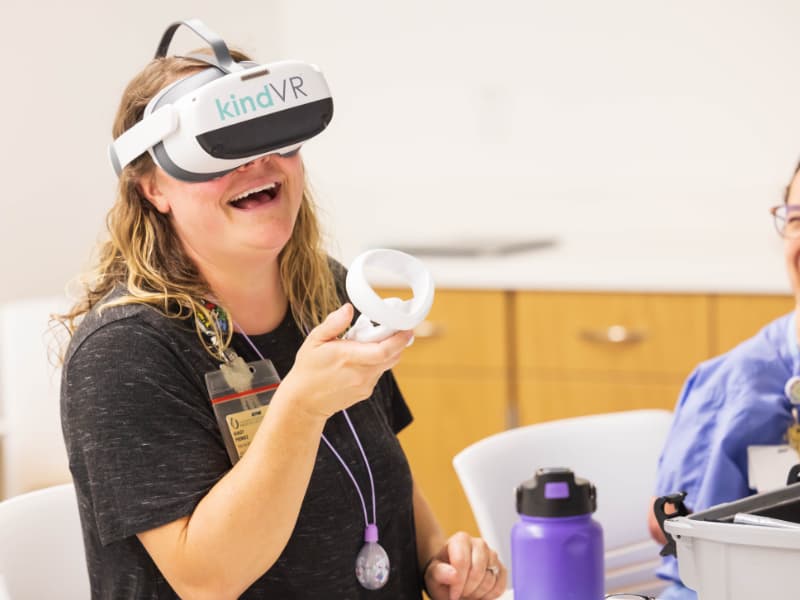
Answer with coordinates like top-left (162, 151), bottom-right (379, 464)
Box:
top-left (655, 312), bottom-right (798, 583)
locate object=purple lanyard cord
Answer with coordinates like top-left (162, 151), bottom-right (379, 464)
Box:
top-left (237, 327), bottom-right (378, 530)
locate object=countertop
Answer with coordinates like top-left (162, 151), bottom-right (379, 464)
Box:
top-left (368, 230), bottom-right (793, 295)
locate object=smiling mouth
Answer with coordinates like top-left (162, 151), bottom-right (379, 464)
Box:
top-left (228, 182), bottom-right (281, 209)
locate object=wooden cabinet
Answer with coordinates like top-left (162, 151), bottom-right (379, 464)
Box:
top-left (711, 294), bottom-right (794, 355)
top-left (383, 287), bottom-right (793, 538)
top-left (384, 289), bottom-right (509, 537)
top-left (517, 378), bottom-right (684, 424)
top-left (514, 292), bottom-right (712, 424)
top-left (395, 374), bottom-right (507, 536)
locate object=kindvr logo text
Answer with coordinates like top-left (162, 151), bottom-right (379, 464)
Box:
top-left (215, 76), bottom-right (307, 121)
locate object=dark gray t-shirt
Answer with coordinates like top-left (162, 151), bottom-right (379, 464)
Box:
top-left (61, 289), bottom-right (420, 599)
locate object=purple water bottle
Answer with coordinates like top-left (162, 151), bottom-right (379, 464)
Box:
top-left (511, 467), bottom-right (604, 600)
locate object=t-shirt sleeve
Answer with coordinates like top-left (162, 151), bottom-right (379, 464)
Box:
top-left (375, 370), bottom-right (413, 434)
top-left (61, 319), bottom-right (231, 546)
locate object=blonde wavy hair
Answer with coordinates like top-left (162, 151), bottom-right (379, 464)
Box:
top-left (58, 52), bottom-right (339, 357)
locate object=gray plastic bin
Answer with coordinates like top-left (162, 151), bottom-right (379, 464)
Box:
top-left (664, 516), bottom-right (800, 599)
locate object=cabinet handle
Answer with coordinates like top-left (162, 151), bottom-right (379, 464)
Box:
top-left (413, 320), bottom-right (445, 339)
top-left (579, 325), bottom-right (646, 345)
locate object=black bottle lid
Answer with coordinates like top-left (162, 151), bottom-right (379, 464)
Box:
top-left (516, 467), bottom-right (597, 518)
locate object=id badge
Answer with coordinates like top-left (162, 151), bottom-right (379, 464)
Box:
top-left (205, 357), bottom-right (280, 465)
top-left (747, 444), bottom-right (800, 492)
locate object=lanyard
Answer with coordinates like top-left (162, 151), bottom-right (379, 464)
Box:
top-left (237, 330), bottom-right (378, 530)
top-left (195, 300), bottom-right (237, 363)
top-left (237, 326), bottom-right (390, 589)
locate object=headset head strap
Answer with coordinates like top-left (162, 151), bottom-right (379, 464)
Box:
top-left (155, 19), bottom-right (243, 73)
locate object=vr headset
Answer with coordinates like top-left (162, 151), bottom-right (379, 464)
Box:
top-left (109, 19), bottom-right (334, 182)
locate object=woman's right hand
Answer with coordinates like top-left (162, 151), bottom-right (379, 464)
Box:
top-left (281, 303), bottom-right (413, 419)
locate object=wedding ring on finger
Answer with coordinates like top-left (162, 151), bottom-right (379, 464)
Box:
top-left (486, 565), bottom-right (499, 577)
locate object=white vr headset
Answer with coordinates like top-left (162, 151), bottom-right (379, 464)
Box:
top-left (109, 19), bottom-right (334, 182)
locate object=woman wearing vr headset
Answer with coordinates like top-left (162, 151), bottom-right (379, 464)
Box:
top-left (59, 19), bottom-right (506, 600)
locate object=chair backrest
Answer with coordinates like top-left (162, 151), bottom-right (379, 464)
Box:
top-left (453, 409), bottom-right (673, 596)
top-left (0, 295), bottom-right (72, 498)
top-left (0, 483), bottom-right (90, 599)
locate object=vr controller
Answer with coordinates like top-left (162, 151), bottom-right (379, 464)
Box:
top-left (344, 249), bottom-right (435, 343)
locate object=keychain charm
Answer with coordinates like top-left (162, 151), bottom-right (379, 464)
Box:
top-left (785, 376), bottom-right (800, 455)
top-left (355, 524), bottom-right (390, 590)
top-left (788, 423), bottom-right (800, 455)
top-left (787, 407), bottom-right (800, 455)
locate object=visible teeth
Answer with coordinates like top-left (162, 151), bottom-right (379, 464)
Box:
top-left (229, 182), bottom-right (277, 202)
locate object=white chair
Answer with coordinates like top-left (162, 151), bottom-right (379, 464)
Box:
top-left (453, 409), bottom-right (674, 596)
top-left (0, 295), bottom-right (72, 498)
top-left (0, 483), bottom-right (90, 599)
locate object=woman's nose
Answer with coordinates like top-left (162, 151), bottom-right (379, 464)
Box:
top-left (235, 154), bottom-right (272, 172)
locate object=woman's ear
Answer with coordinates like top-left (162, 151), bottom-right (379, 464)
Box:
top-left (138, 172), bottom-right (171, 214)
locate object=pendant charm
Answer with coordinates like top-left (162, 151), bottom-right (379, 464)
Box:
top-left (355, 524), bottom-right (390, 589)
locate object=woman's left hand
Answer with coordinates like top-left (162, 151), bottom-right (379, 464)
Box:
top-left (423, 532), bottom-right (507, 600)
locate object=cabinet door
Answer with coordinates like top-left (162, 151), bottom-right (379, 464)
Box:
top-left (515, 292), bottom-right (711, 378)
top-left (396, 372), bottom-right (508, 537)
top-left (518, 377), bottom-right (683, 425)
top-left (713, 294), bottom-right (794, 354)
top-left (514, 291), bottom-right (709, 423)
top-left (377, 289), bottom-right (508, 371)
top-left (380, 289), bottom-right (509, 536)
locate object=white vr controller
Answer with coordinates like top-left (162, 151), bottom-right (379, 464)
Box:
top-left (344, 249), bottom-right (435, 343)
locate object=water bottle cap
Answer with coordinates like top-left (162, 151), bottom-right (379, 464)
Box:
top-left (516, 467), bottom-right (597, 518)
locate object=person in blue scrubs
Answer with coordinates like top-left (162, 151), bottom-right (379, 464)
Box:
top-left (647, 163), bottom-right (800, 600)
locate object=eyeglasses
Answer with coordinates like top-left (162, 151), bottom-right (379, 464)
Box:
top-left (605, 595), bottom-right (655, 600)
top-left (770, 204), bottom-right (800, 239)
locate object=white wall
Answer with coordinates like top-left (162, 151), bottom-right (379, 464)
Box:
top-left (0, 1), bottom-right (287, 302)
top-left (3, 1), bottom-right (800, 301)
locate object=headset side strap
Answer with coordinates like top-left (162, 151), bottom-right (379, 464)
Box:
top-left (108, 105), bottom-right (178, 175)
top-left (155, 19), bottom-right (242, 73)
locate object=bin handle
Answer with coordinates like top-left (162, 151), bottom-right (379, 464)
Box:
top-left (653, 491), bottom-right (690, 558)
